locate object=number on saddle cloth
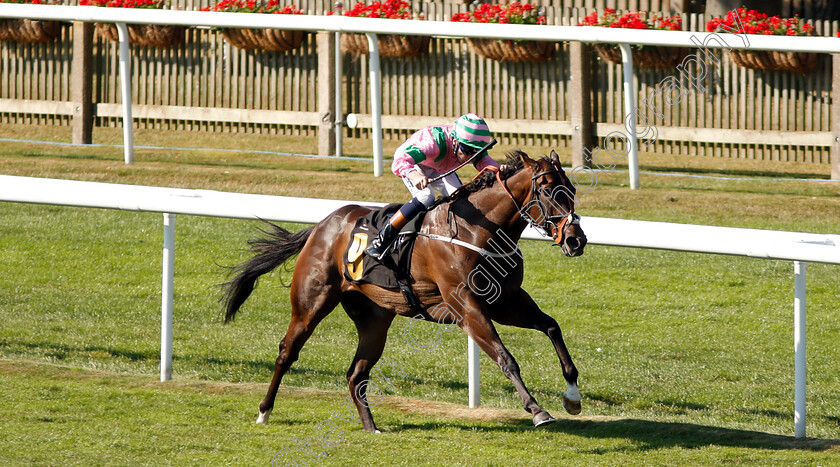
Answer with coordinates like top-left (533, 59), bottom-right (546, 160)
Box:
top-left (342, 204), bottom-right (425, 291)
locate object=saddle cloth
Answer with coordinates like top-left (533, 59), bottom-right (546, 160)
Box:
top-left (342, 203), bottom-right (425, 290)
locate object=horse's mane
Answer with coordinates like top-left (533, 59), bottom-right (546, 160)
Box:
top-left (448, 149), bottom-right (529, 201)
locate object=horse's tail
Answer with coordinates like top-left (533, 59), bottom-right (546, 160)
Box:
top-left (221, 223), bottom-right (315, 323)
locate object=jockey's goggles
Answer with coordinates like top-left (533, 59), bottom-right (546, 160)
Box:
top-left (458, 142), bottom-right (481, 157)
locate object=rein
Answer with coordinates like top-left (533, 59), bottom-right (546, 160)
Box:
top-left (430, 159), bottom-right (580, 254)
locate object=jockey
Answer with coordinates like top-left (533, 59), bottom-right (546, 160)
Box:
top-left (364, 113), bottom-right (500, 261)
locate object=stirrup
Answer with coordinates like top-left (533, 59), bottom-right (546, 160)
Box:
top-left (364, 238), bottom-right (388, 261)
top-left (364, 222), bottom-right (398, 261)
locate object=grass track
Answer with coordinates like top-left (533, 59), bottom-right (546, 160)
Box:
top-left (3, 360), bottom-right (838, 466)
top-left (1, 126), bottom-right (839, 464)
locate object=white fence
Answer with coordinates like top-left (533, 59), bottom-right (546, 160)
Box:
top-left (2, 174), bottom-right (839, 438)
top-left (4, 4), bottom-right (840, 184)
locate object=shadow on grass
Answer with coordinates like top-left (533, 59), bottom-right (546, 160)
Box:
top-left (551, 418), bottom-right (840, 452)
top-left (2, 339), bottom-right (157, 362)
top-left (3, 339), bottom-right (485, 398)
top-left (738, 407), bottom-right (790, 420)
top-left (393, 418), bottom-right (840, 452)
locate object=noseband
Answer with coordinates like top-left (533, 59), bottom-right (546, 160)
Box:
top-left (493, 162), bottom-right (580, 245)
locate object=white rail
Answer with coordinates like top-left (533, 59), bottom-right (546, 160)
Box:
top-left (4, 4), bottom-right (840, 183)
top-left (1, 174), bottom-right (838, 438)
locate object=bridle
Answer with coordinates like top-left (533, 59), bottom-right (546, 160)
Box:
top-left (492, 161), bottom-right (581, 246)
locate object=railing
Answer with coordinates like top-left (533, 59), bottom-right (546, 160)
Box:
top-left (3, 4), bottom-right (840, 182)
top-left (1, 174), bottom-right (839, 438)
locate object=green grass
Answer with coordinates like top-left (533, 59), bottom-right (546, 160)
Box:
top-left (1, 125), bottom-right (839, 465)
top-left (3, 360), bottom-right (839, 466)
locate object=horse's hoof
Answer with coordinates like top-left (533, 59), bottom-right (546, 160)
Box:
top-left (563, 395), bottom-right (582, 415)
top-left (256, 408), bottom-right (272, 424)
top-left (533, 411), bottom-right (556, 427)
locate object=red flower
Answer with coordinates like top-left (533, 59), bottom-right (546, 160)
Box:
top-left (81, 0), bottom-right (164, 7)
top-left (81, 0), bottom-right (163, 7)
top-left (578, 9), bottom-right (681, 31)
top-left (342, 0), bottom-right (418, 20)
top-left (706, 8), bottom-right (814, 37)
top-left (450, 1), bottom-right (545, 26)
top-left (202, 0), bottom-right (303, 14)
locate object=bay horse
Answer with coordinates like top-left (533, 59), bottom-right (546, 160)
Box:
top-left (222, 149), bottom-right (587, 432)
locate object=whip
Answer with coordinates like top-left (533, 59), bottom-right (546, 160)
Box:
top-left (427, 138), bottom-right (497, 183)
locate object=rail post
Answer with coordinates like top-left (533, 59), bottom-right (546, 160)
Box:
top-left (115, 23), bottom-right (134, 165)
top-left (161, 213), bottom-right (175, 382)
top-left (619, 43), bottom-right (639, 190)
top-left (468, 336), bottom-right (480, 408)
top-left (365, 32), bottom-right (383, 177)
top-left (794, 261), bottom-right (807, 438)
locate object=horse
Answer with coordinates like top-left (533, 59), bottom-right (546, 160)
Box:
top-left (222, 149), bottom-right (587, 432)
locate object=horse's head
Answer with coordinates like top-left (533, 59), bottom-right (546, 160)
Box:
top-left (513, 150), bottom-right (587, 257)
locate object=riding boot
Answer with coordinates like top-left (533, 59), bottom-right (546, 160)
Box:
top-left (364, 210), bottom-right (409, 261)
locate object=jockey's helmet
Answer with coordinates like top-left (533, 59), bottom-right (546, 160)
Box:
top-left (453, 114), bottom-right (492, 152)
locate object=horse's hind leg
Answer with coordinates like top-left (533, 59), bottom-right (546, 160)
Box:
top-left (491, 289), bottom-right (581, 415)
top-left (341, 292), bottom-right (395, 433)
top-left (257, 271), bottom-right (342, 424)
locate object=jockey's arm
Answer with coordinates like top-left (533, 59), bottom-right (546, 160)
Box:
top-left (391, 152), bottom-right (416, 178)
top-left (391, 149), bottom-right (429, 190)
top-left (406, 169), bottom-right (428, 190)
top-left (474, 154), bottom-right (501, 172)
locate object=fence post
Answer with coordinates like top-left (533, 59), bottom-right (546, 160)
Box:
top-left (832, 54), bottom-right (840, 180)
top-left (569, 42), bottom-right (594, 170)
top-left (71, 22), bottom-right (94, 145)
top-left (318, 31), bottom-right (336, 157)
top-left (335, 32), bottom-right (344, 157)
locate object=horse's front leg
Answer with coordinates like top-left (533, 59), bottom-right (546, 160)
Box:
top-left (448, 290), bottom-right (555, 427)
top-left (490, 289), bottom-right (581, 415)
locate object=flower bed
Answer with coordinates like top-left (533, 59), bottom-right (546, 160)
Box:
top-left (204, 1), bottom-right (307, 52)
top-left (81, 0), bottom-right (185, 48)
top-left (450, 2), bottom-right (552, 62)
top-left (0, 0), bottom-right (63, 43)
top-left (706, 8), bottom-right (818, 73)
top-left (578, 9), bottom-right (687, 68)
top-left (337, 0), bottom-right (429, 57)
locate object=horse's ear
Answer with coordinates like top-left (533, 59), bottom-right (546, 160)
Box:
top-left (518, 151), bottom-right (537, 169)
top-left (549, 150), bottom-right (561, 166)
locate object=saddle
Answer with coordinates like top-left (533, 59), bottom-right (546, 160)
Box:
top-left (342, 204), bottom-right (426, 313)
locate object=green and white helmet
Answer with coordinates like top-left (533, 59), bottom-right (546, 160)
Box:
top-left (453, 113), bottom-right (492, 151)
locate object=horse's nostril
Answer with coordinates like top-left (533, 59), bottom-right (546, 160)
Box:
top-left (565, 237), bottom-right (580, 250)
